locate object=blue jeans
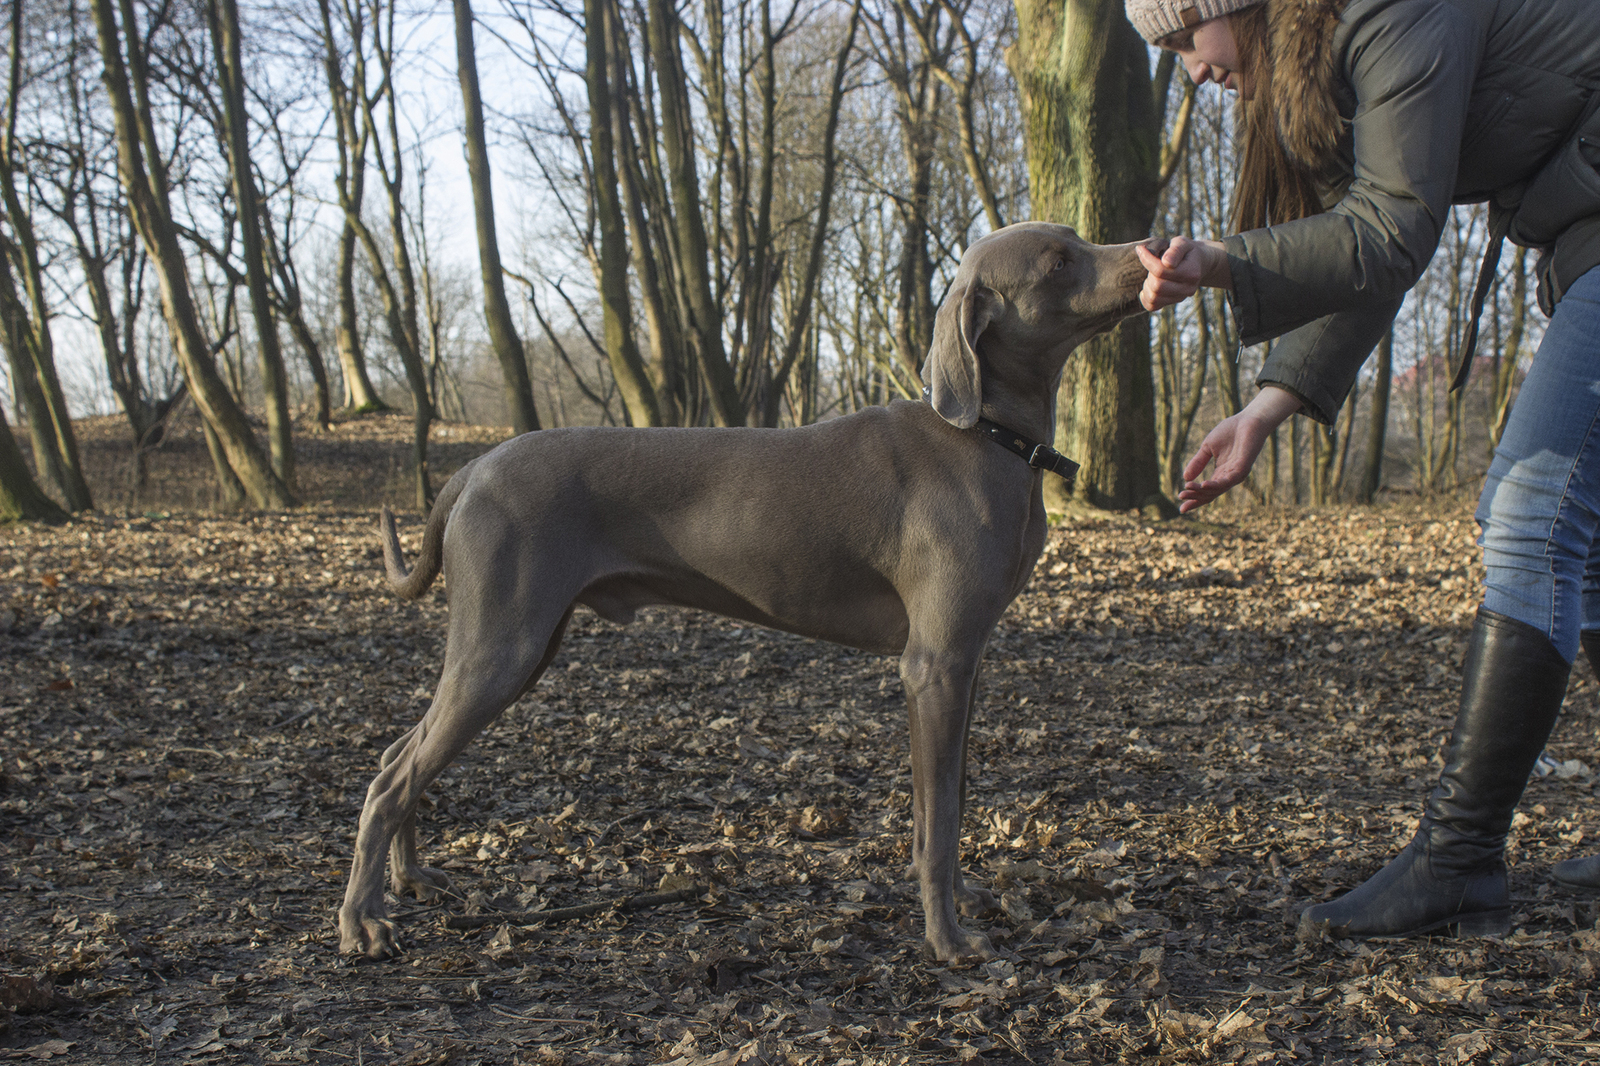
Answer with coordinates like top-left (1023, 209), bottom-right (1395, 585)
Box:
top-left (1477, 264), bottom-right (1600, 664)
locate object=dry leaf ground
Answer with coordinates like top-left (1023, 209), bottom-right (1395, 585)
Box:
top-left (4, 415), bottom-right (1600, 1064)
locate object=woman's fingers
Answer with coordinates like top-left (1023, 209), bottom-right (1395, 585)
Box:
top-left (1177, 483), bottom-right (1224, 514)
top-left (1181, 438), bottom-right (1217, 483)
top-left (1137, 240), bottom-right (1204, 311)
top-left (1174, 388), bottom-right (1297, 513)
top-left (1176, 412), bottom-right (1265, 512)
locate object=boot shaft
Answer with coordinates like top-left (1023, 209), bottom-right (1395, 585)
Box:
top-left (1426, 608), bottom-right (1570, 863)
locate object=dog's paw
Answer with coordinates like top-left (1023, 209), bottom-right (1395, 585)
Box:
top-left (921, 928), bottom-right (997, 964)
top-left (392, 865), bottom-right (451, 902)
top-left (339, 909), bottom-right (404, 960)
top-left (956, 884), bottom-right (999, 918)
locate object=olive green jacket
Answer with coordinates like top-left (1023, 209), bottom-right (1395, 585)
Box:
top-left (1225, 0), bottom-right (1600, 423)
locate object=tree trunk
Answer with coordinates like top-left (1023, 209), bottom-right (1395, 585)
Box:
top-left (92, 0), bottom-right (293, 509)
top-left (762, 0), bottom-right (861, 426)
top-left (646, 0), bottom-right (744, 426)
top-left (319, 0), bottom-right (384, 414)
top-left (0, 256), bottom-right (67, 503)
top-left (63, 190), bottom-right (162, 444)
top-left (1011, 0), bottom-right (1167, 515)
top-left (1, 0), bottom-right (92, 511)
top-left (333, 223), bottom-right (381, 410)
top-left (286, 307), bottom-right (332, 431)
top-left (199, 416), bottom-right (248, 510)
top-left (611, 37), bottom-right (684, 426)
top-left (1325, 387), bottom-right (1357, 499)
top-left (1490, 248), bottom-right (1529, 448)
top-left (354, 0), bottom-right (432, 506)
top-left (0, 398), bottom-right (65, 523)
top-left (1289, 415), bottom-right (1302, 505)
top-left (585, 0), bottom-right (661, 428)
top-left (895, 125), bottom-right (938, 386)
top-left (1311, 420), bottom-right (1334, 505)
top-left (1357, 328), bottom-right (1392, 503)
top-left (454, 0), bottom-right (542, 435)
top-left (208, 0), bottom-right (294, 491)
top-left (258, 202), bottom-right (332, 432)
top-left (1159, 302), bottom-right (1208, 494)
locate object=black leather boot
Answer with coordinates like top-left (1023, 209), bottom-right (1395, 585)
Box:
top-left (1551, 630), bottom-right (1600, 890)
top-left (1298, 608), bottom-right (1569, 939)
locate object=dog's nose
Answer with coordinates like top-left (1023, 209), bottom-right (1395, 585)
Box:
top-left (1142, 236), bottom-right (1171, 257)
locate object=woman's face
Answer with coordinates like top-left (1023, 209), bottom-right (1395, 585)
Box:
top-left (1164, 17), bottom-right (1248, 98)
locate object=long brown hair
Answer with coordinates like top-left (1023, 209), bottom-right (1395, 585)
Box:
top-left (1227, 4), bottom-right (1327, 231)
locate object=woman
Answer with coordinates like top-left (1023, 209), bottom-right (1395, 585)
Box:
top-left (1127, 0), bottom-right (1600, 939)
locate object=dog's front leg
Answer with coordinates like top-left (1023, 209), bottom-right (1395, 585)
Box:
top-left (901, 643), bottom-right (996, 963)
top-left (952, 673), bottom-right (999, 919)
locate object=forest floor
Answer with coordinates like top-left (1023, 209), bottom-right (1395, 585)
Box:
top-left (4, 413), bottom-right (1600, 1064)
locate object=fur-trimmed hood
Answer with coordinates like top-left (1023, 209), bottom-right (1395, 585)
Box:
top-left (1267, 0), bottom-right (1350, 170)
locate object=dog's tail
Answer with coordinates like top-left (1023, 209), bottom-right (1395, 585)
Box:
top-left (379, 461), bottom-right (475, 601)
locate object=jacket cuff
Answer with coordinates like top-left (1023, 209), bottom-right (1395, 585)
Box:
top-left (1256, 316), bottom-right (1345, 424)
top-left (1254, 377), bottom-right (1327, 425)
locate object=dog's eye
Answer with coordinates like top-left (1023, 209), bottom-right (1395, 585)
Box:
top-left (1051, 257), bottom-right (1066, 273)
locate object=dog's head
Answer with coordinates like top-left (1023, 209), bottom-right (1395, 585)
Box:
top-left (924, 223), bottom-right (1153, 428)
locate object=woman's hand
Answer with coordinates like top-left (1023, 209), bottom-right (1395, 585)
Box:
top-left (1178, 386), bottom-right (1302, 513)
top-left (1136, 236), bottom-right (1231, 313)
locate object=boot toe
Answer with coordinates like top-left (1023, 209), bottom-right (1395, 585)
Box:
top-left (1294, 834), bottom-right (1510, 941)
top-left (1295, 903), bottom-right (1343, 942)
top-left (1552, 855), bottom-right (1600, 891)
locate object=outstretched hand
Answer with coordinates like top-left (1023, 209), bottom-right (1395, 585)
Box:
top-left (1178, 387), bottom-right (1303, 513)
top-left (1136, 236), bottom-right (1231, 313)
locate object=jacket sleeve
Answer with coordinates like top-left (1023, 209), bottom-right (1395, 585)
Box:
top-left (1224, 0), bottom-right (1477, 346)
top-left (1256, 297), bottom-right (1403, 424)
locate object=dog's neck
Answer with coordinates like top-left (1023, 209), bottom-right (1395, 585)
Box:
top-left (976, 372), bottom-right (1061, 450)
top-left (923, 382), bottom-right (1076, 485)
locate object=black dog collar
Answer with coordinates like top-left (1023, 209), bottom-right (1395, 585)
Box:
top-left (975, 419), bottom-right (1080, 488)
top-left (923, 387), bottom-right (1080, 488)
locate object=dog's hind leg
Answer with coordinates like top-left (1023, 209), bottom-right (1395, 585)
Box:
top-left (381, 730), bottom-right (448, 903)
top-left (339, 604), bottom-right (575, 959)
top-left (384, 608), bottom-right (575, 904)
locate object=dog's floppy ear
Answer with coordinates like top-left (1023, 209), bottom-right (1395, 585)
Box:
top-left (925, 283), bottom-right (1001, 429)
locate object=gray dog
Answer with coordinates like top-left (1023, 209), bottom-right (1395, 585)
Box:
top-left (337, 222), bottom-right (1152, 963)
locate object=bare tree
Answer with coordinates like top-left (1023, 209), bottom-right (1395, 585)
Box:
top-left (41, 0), bottom-right (185, 485)
top-left (644, 0), bottom-right (742, 424)
top-left (0, 397), bottom-right (64, 521)
top-left (583, 0), bottom-right (661, 426)
top-left (90, 0), bottom-right (291, 508)
top-left (1487, 246), bottom-right (1531, 449)
top-left (1355, 328), bottom-right (1392, 503)
top-left (1010, 0), bottom-right (1186, 514)
top-left (316, 0), bottom-right (384, 413)
top-left (206, 0), bottom-right (295, 490)
top-left (256, 96), bottom-right (333, 431)
top-left (454, 0), bottom-right (541, 434)
top-left (2, 0), bottom-right (92, 511)
top-left (338, 0), bottom-right (435, 505)
top-left (860, 0), bottom-right (946, 386)
top-left (506, 0), bottom-right (867, 430)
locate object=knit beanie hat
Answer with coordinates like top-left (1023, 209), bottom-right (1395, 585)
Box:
top-left (1124, 0), bottom-right (1264, 44)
